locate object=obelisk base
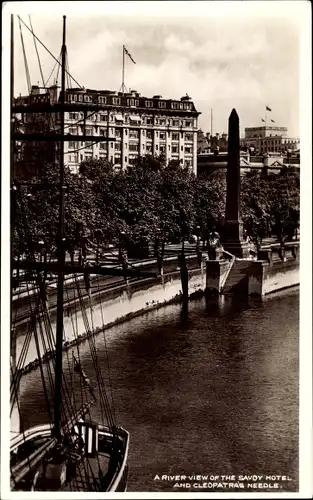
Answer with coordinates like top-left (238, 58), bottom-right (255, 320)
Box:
top-left (221, 220), bottom-right (250, 258)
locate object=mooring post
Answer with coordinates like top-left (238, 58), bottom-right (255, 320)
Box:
top-left (178, 252), bottom-right (189, 307)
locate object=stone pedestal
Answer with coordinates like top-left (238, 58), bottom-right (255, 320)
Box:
top-left (206, 259), bottom-right (230, 293)
top-left (221, 220), bottom-right (250, 258)
top-left (248, 261), bottom-right (269, 295)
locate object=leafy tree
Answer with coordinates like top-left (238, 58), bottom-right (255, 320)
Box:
top-left (269, 170), bottom-right (300, 241)
top-left (241, 169), bottom-right (300, 247)
top-left (12, 152), bottom-right (299, 265)
top-left (241, 171), bottom-right (273, 248)
top-left (157, 160), bottom-right (196, 252)
top-left (193, 169), bottom-right (226, 243)
top-left (12, 161), bottom-right (98, 260)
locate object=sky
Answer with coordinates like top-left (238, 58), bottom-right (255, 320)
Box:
top-left (5, 1), bottom-right (309, 137)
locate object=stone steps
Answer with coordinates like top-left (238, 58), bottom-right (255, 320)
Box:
top-left (222, 260), bottom-right (250, 294)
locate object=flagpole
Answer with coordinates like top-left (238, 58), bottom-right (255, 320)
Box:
top-left (122, 45), bottom-right (125, 95)
top-left (265, 107), bottom-right (268, 154)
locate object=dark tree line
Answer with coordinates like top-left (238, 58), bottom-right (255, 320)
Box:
top-left (12, 156), bottom-right (299, 261)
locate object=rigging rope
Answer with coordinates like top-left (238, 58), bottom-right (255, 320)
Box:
top-left (73, 274), bottom-right (116, 430)
top-left (44, 54), bottom-right (60, 88)
top-left (17, 16), bottom-right (84, 90)
top-left (97, 279), bottom-right (117, 423)
top-left (28, 15), bottom-right (45, 88)
top-left (18, 17), bottom-right (31, 94)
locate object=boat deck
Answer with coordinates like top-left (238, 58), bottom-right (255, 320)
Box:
top-left (34, 452), bottom-right (111, 491)
top-left (62, 453), bottom-right (111, 491)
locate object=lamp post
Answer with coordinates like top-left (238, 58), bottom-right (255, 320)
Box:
top-left (196, 225), bottom-right (202, 267)
top-left (119, 231), bottom-right (128, 283)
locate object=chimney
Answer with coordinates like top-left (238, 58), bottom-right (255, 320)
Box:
top-left (31, 85), bottom-right (40, 95)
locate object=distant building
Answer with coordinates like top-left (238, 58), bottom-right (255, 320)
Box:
top-left (12, 86), bottom-right (58, 179)
top-left (13, 86), bottom-right (200, 176)
top-left (197, 151), bottom-right (300, 177)
top-left (210, 132), bottom-right (228, 153)
top-left (197, 131), bottom-right (228, 154)
top-left (240, 125), bottom-right (300, 155)
top-left (197, 129), bottom-right (209, 153)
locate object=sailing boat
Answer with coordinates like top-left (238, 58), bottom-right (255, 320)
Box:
top-left (10, 15), bottom-right (129, 491)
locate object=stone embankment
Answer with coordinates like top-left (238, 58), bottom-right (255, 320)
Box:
top-left (13, 242), bottom-right (299, 376)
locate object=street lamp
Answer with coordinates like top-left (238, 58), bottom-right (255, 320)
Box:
top-left (196, 225), bottom-right (202, 266)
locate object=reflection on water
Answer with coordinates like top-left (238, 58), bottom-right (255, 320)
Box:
top-left (20, 287), bottom-right (299, 492)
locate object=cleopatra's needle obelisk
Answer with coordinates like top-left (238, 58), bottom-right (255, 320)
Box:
top-left (221, 109), bottom-right (249, 258)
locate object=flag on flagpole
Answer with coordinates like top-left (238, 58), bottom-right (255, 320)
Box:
top-left (124, 46), bottom-right (136, 64)
top-left (266, 106), bottom-right (272, 112)
top-left (261, 118), bottom-right (265, 122)
top-left (271, 119), bottom-right (275, 123)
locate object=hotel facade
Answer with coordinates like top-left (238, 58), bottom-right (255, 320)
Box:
top-left (14, 86), bottom-right (200, 175)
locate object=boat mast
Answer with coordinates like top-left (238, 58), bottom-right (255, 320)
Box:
top-left (122, 45), bottom-right (125, 94)
top-left (11, 14), bottom-right (15, 180)
top-left (53, 15), bottom-right (67, 439)
top-left (10, 12), bottom-right (16, 371)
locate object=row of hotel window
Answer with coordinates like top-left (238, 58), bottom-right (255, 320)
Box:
top-left (68, 127), bottom-right (194, 141)
top-left (67, 94), bottom-right (193, 110)
top-left (68, 142), bottom-right (194, 153)
top-left (68, 153), bottom-right (194, 167)
top-left (67, 112), bottom-right (195, 127)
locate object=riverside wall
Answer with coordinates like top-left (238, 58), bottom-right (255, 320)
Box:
top-left (12, 244), bottom-right (299, 374)
top-left (13, 255), bottom-right (206, 370)
top-left (247, 243), bottom-right (299, 296)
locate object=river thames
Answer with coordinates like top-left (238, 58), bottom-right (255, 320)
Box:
top-left (20, 287), bottom-right (299, 492)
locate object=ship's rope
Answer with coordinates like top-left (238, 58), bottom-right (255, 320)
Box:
top-left (10, 363), bottom-right (34, 480)
top-left (18, 17), bottom-right (31, 94)
top-left (17, 16), bottom-right (84, 90)
top-left (44, 53), bottom-right (61, 88)
top-left (96, 278), bottom-right (117, 423)
top-left (11, 189), bottom-right (54, 424)
top-left (28, 15), bottom-right (45, 88)
top-left (10, 324), bottom-right (32, 403)
top-left (27, 280), bottom-right (53, 427)
top-left (73, 274), bottom-right (116, 430)
top-left (84, 284), bottom-right (114, 482)
top-left (11, 187), bottom-right (77, 439)
top-left (10, 27), bottom-right (119, 486)
top-left (56, 287), bottom-right (99, 491)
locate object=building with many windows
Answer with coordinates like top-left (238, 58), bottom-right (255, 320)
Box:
top-left (13, 86), bottom-right (200, 175)
top-left (240, 125), bottom-right (300, 154)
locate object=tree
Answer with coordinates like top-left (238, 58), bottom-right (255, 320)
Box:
top-left (241, 169), bottom-right (300, 248)
top-left (79, 159), bottom-right (117, 250)
top-left (157, 160), bottom-right (196, 252)
top-left (269, 170), bottom-right (300, 242)
top-left (193, 169), bottom-right (226, 244)
top-left (12, 161), bottom-right (98, 260)
top-left (241, 171), bottom-right (273, 248)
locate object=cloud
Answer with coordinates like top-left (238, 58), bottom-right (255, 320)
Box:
top-left (12, 11), bottom-right (301, 136)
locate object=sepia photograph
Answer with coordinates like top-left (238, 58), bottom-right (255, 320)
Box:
top-left (1, 1), bottom-right (312, 498)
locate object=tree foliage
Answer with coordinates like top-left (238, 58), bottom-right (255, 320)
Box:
top-left (241, 169), bottom-right (300, 245)
top-left (12, 156), bottom-right (300, 260)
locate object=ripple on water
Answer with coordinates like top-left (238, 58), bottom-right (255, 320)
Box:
top-left (19, 288), bottom-right (299, 492)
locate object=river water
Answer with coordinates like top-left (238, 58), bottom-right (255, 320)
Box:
top-left (19, 287), bottom-right (299, 492)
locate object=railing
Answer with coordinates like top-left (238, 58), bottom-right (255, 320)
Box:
top-left (258, 240), bottom-right (299, 262)
top-left (220, 250), bottom-right (235, 291)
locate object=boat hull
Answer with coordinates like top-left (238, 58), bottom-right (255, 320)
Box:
top-left (10, 422), bottom-right (129, 492)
